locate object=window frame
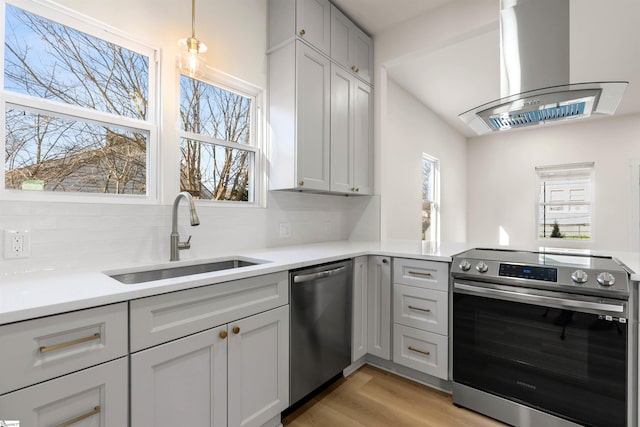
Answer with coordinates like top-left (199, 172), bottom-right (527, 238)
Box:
top-left (1, 0), bottom-right (159, 203)
top-left (422, 153), bottom-right (440, 244)
top-left (177, 67), bottom-right (265, 207)
top-left (536, 162), bottom-right (595, 241)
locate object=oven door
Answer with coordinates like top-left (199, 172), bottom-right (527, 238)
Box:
top-left (453, 280), bottom-right (628, 427)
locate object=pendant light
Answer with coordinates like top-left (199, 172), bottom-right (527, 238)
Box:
top-left (177, 0), bottom-right (208, 78)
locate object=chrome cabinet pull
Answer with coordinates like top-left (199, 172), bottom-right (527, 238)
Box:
top-left (56, 406), bottom-right (101, 427)
top-left (408, 270), bottom-right (432, 278)
top-left (408, 346), bottom-right (430, 356)
top-left (40, 333), bottom-right (101, 353)
top-left (408, 305), bottom-right (431, 313)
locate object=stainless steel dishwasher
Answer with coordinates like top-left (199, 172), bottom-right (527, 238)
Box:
top-left (289, 259), bottom-right (353, 406)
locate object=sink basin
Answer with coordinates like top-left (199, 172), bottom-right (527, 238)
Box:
top-left (108, 257), bottom-right (269, 284)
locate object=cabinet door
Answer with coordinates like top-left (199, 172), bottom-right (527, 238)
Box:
top-left (330, 4), bottom-right (351, 68)
top-left (351, 27), bottom-right (373, 83)
top-left (296, 0), bottom-right (331, 54)
top-left (367, 256), bottom-right (391, 359)
top-left (228, 305), bottom-right (289, 427)
top-left (352, 79), bottom-right (373, 195)
top-left (352, 256), bottom-right (368, 361)
top-left (330, 64), bottom-right (353, 193)
top-left (0, 357), bottom-right (127, 427)
top-left (296, 43), bottom-right (331, 191)
top-left (131, 326), bottom-right (228, 427)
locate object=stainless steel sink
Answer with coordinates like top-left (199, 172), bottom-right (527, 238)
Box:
top-left (107, 257), bottom-right (268, 284)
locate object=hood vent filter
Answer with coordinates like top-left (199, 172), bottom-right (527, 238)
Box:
top-left (458, 0), bottom-right (627, 135)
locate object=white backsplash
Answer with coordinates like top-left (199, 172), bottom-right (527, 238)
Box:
top-left (0, 192), bottom-right (380, 276)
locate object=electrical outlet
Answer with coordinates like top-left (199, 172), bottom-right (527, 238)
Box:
top-left (4, 230), bottom-right (31, 259)
top-left (279, 223), bottom-right (291, 239)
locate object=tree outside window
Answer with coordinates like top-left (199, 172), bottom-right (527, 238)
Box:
top-left (2, 3), bottom-right (156, 197)
top-left (179, 74), bottom-right (260, 203)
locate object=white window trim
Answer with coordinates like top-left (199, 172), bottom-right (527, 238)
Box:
top-left (535, 162), bottom-right (595, 242)
top-left (178, 67), bottom-right (265, 208)
top-left (422, 153), bottom-right (440, 244)
top-left (1, 0), bottom-right (160, 204)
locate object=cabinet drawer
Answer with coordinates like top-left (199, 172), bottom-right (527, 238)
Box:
top-left (0, 302), bottom-right (128, 395)
top-left (0, 357), bottom-right (128, 426)
top-left (130, 272), bottom-right (288, 352)
top-left (393, 324), bottom-right (448, 380)
top-left (393, 284), bottom-right (447, 335)
top-left (393, 258), bottom-right (449, 291)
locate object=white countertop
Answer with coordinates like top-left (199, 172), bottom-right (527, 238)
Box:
top-left (0, 240), bottom-right (472, 325)
top-left (1, 239), bottom-right (638, 326)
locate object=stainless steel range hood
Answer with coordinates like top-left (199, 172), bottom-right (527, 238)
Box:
top-left (459, 0), bottom-right (628, 135)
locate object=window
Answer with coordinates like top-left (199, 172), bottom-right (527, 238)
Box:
top-left (536, 162), bottom-right (594, 240)
top-left (179, 72), bottom-right (261, 203)
top-left (422, 154), bottom-right (440, 243)
top-left (2, 1), bottom-right (157, 199)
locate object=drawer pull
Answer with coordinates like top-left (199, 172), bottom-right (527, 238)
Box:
top-left (408, 305), bottom-right (431, 313)
top-left (56, 406), bottom-right (101, 427)
top-left (408, 346), bottom-right (431, 356)
top-left (408, 271), bottom-right (432, 278)
top-left (40, 333), bottom-right (101, 353)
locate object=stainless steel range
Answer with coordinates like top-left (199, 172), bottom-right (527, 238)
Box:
top-left (450, 248), bottom-right (637, 427)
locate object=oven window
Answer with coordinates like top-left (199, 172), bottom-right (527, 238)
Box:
top-left (453, 293), bottom-right (627, 427)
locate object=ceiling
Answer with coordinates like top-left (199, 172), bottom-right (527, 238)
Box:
top-left (332, 0), bottom-right (640, 138)
top-left (331, 0), bottom-right (454, 35)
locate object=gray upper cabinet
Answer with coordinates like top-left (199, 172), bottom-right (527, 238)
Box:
top-left (330, 5), bottom-right (374, 84)
top-left (330, 64), bottom-right (373, 195)
top-left (268, 0), bottom-right (331, 55)
top-left (268, 0), bottom-right (373, 195)
top-left (269, 41), bottom-right (331, 191)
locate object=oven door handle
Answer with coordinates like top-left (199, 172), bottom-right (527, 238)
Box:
top-left (453, 282), bottom-right (626, 316)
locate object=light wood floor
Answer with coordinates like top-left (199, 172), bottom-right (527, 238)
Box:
top-left (283, 364), bottom-right (507, 427)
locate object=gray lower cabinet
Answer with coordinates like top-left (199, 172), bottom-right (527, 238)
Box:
top-left (392, 258), bottom-right (450, 380)
top-left (351, 256), bottom-right (369, 361)
top-left (0, 302), bottom-right (128, 427)
top-left (129, 273), bottom-right (289, 427)
top-left (131, 306), bottom-right (289, 427)
top-left (367, 255), bottom-right (391, 359)
top-left (131, 326), bottom-right (228, 427)
top-left (0, 357), bottom-right (128, 427)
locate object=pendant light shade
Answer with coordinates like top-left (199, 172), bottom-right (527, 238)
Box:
top-left (177, 0), bottom-right (208, 78)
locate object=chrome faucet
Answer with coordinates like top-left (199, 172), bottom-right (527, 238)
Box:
top-left (170, 192), bottom-right (200, 261)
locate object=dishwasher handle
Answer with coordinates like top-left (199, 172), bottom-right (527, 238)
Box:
top-left (293, 266), bottom-right (346, 284)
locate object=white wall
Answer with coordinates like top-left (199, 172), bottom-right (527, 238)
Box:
top-left (0, 0), bottom-right (379, 276)
top-left (380, 79), bottom-right (467, 242)
top-left (373, 1), bottom-right (476, 243)
top-left (466, 114), bottom-right (640, 251)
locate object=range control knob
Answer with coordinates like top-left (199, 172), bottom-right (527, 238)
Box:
top-left (459, 260), bottom-right (471, 271)
top-left (476, 261), bottom-right (489, 273)
top-left (597, 272), bottom-right (616, 287)
top-left (570, 270), bottom-right (589, 284)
